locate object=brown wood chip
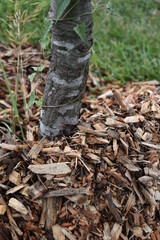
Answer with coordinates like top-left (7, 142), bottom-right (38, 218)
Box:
top-left (44, 186), bottom-right (91, 198)
top-left (28, 163), bottom-right (71, 175)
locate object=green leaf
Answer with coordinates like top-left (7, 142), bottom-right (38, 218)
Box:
top-left (32, 66), bottom-right (44, 72)
top-left (40, 38), bottom-right (50, 50)
top-left (32, 67), bottom-right (37, 71)
top-left (44, 18), bottom-right (53, 32)
top-left (28, 91), bottom-right (35, 107)
top-left (28, 72), bottom-right (36, 83)
top-left (57, 0), bottom-right (71, 20)
top-left (37, 66), bottom-right (45, 72)
top-left (39, 18), bottom-right (53, 50)
top-left (91, 49), bottom-right (98, 68)
top-left (2, 121), bottom-right (13, 134)
top-left (74, 22), bottom-right (88, 45)
top-left (106, 1), bottom-right (120, 16)
top-left (35, 96), bottom-right (43, 107)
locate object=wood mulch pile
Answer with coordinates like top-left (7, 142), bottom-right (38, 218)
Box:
top-left (0, 44), bottom-right (160, 240)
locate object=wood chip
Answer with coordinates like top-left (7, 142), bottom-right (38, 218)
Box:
top-left (39, 199), bottom-right (47, 228)
top-left (9, 170), bottom-right (21, 185)
top-left (141, 142), bottom-right (160, 150)
top-left (44, 186), bottom-right (91, 198)
top-left (124, 192), bottom-right (135, 215)
top-left (98, 90), bottom-right (113, 99)
top-left (52, 225), bottom-right (65, 240)
top-left (106, 118), bottom-right (126, 127)
top-left (78, 124), bottom-right (107, 136)
top-left (107, 129), bottom-right (119, 139)
top-left (106, 189), bottom-right (123, 224)
top-left (141, 101), bottom-right (150, 114)
top-left (8, 198), bottom-right (29, 215)
top-left (28, 163), bottom-right (71, 175)
top-left (112, 89), bottom-right (128, 110)
top-left (132, 227), bottom-right (143, 238)
top-left (6, 184), bottom-right (26, 195)
top-left (61, 228), bottom-right (76, 240)
top-left (141, 186), bottom-right (157, 207)
top-left (0, 193), bottom-right (23, 236)
top-left (86, 152), bottom-right (101, 163)
top-left (45, 197), bottom-right (58, 230)
top-left (103, 222), bottom-right (111, 240)
top-left (111, 223), bottom-right (122, 240)
top-left (144, 167), bottom-right (160, 178)
top-left (28, 138), bottom-right (48, 159)
top-left (124, 115), bottom-right (145, 123)
top-left (113, 139), bottom-right (118, 156)
top-left (0, 204), bottom-right (7, 215)
top-left (42, 147), bottom-right (81, 157)
top-left (132, 179), bottom-right (144, 204)
top-left (0, 143), bottom-right (27, 151)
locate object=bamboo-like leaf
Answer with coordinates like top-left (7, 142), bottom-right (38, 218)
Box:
top-left (39, 18), bottom-right (53, 50)
top-left (32, 66), bottom-right (44, 72)
top-left (28, 91), bottom-right (35, 107)
top-left (35, 96), bottom-right (43, 107)
top-left (57, 0), bottom-right (71, 20)
top-left (91, 49), bottom-right (98, 68)
top-left (28, 72), bottom-right (36, 83)
top-left (74, 22), bottom-right (88, 45)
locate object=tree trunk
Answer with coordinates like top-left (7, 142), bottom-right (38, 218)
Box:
top-left (39, 0), bottom-right (93, 139)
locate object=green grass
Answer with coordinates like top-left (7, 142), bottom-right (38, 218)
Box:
top-left (0, 0), bottom-right (160, 82)
top-left (0, 61), bottom-right (25, 139)
top-left (92, 0), bottom-right (160, 82)
top-left (0, 0), bottom-right (50, 44)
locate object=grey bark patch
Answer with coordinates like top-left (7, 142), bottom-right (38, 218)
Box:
top-left (39, 0), bottom-right (93, 139)
top-left (78, 52), bottom-right (91, 63)
top-left (52, 40), bottom-right (75, 50)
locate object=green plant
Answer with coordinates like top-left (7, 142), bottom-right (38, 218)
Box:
top-left (0, 0), bottom-right (48, 138)
top-left (0, 0), bottom-right (50, 43)
top-left (0, 61), bottom-right (25, 139)
top-left (27, 66), bottom-right (44, 108)
top-left (39, 18), bottom-right (53, 55)
top-left (6, 0), bottom-right (45, 108)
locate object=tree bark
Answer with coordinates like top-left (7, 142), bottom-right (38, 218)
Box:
top-left (39, 0), bottom-right (93, 139)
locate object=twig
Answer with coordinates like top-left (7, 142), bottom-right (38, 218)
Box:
top-left (106, 189), bottom-right (123, 224)
top-left (44, 186), bottom-right (91, 198)
top-left (112, 89), bottom-right (128, 111)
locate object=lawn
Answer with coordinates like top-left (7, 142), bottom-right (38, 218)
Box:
top-left (0, 0), bottom-right (160, 82)
top-left (92, 0), bottom-right (160, 82)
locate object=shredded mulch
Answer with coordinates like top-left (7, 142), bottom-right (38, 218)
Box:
top-left (0, 44), bottom-right (160, 240)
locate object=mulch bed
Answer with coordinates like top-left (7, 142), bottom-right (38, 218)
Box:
top-left (0, 44), bottom-right (160, 240)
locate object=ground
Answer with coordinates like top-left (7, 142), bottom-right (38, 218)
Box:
top-left (0, 44), bottom-right (160, 240)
